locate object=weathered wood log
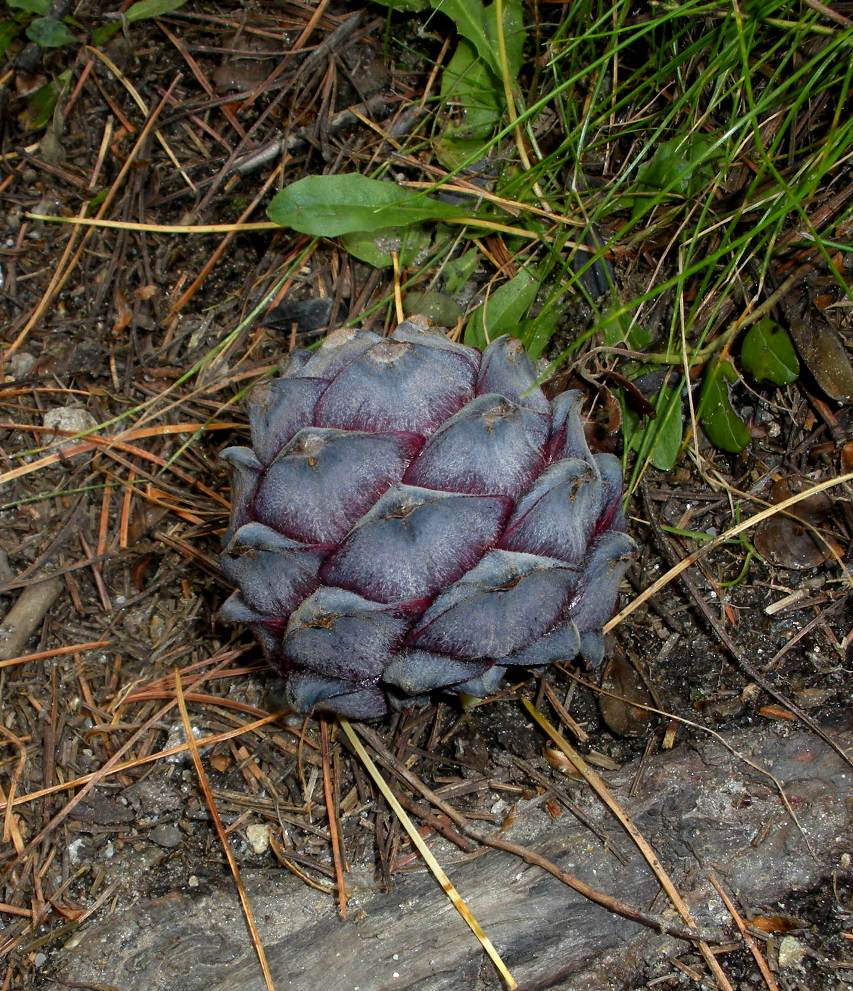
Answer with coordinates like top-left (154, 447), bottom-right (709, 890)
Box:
top-left (51, 721), bottom-right (850, 990)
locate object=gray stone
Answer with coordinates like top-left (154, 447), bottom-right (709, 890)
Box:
top-left (149, 824), bottom-right (183, 849)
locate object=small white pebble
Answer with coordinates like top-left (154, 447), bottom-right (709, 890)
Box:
top-left (246, 823), bottom-right (270, 855)
top-left (43, 406), bottom-right (98, 455)
top-left (67, 837), bottom-right (86, 866)
top-left (8, 352), bottom-right (35, 380)
top-left (777, 936), bottom-right (807, 969)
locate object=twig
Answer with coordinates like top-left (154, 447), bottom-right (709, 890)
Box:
top-left (235, 94), bottom-right (394, 175)
top-left (0, 578), bottom-right (62, 662)
top-left (565, 668), bottom-right (819, 858)
top-left (86, 46), bottom-right (195, 190)
top-left (510, 754), bottom-right (629, 864)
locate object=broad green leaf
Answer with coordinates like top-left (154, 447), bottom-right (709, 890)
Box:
top-left (341, 225), bottom-right (431, 269)
top-left (368, 0), bottom-right (429, 10)
top-left (621, 402), bottom-right (642, 454)
top-left (740, 318), bottom-right (799, 385)
top-left (623, 382), bottom-right (682, 471)
top-left (8, 0), bottom-right (49, 13)
top-left (344, 222), bottom-right (452, 271)
top-left (433, 0), bottom-right (525, 169)
top-left (25, 70), bottom-right (70, 130)
top-left (0, 20), bottom-right (21, 56)
top-left (639, 134), bottom-right (715, 195)
top-left (519, 306), bottom-right (560, 360)
top-left (484, 0), bottom-right (525, 81)
top-left (267, 174), bottom-right (470, 236)
top-left (91, 21), bottom-right (121, 45)
top-left (434, 0), bottom-right (497, 75)
top-left (647, 385), bottom-right (683, 470)
top-left (627, 324), bottom-right (652, 351)
top-left (442, 248), bottom-right (480, 295)
top-left (375, 0), bottom-right (524, 78)
top-left (464, 268), bottom-right (539, 349)
top-left (597, 305), bottom-right (650, 351)
top-left (434, 135), bottom-right (494, 171)
top-left (440, 40), bottom-right (501, 135)
top-left (630, 134), bottom-right (716, 219)
top-left (25, 16), bottom-right (75, 47)
top-left (403, 290), bottom-right (462, 326)
top-left (599, 304), bottom-right (633, 347)
top-left (698, 358), bottom-right (751, 453)
top-left (435, 39), bottom-right (501, 168)
top-left (125, 0), bottom-right (187, 22)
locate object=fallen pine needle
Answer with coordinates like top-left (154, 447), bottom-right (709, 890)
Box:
top-left (320, 718), bottom-right (348, 918)
top-left (26, 212), bottom-right (541, 241)
top-left (270, 832), bottom-right (336, 895)
top-left (0, 902), bottom-right (32, 918)
top-left (564, 669), bottom-right (816, 856)
top-left (175, 671), bottom-right (277, 991)
top-left (338, 717), bottom-right (518, 990)
top-left (27, 214), bottom-right (277, 234)
top-left (84, 46), bottom-right (194, 191)
top-left (0, 640), bottom-right (110, 672)
top-left (3, 79), bottom-right (178, 365)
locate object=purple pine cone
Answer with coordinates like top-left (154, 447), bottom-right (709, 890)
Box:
top-left (221, 322), bottom-right (636, 718)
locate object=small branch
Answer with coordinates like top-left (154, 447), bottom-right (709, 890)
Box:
top-left (0, 578), bottom-right (62, 662)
